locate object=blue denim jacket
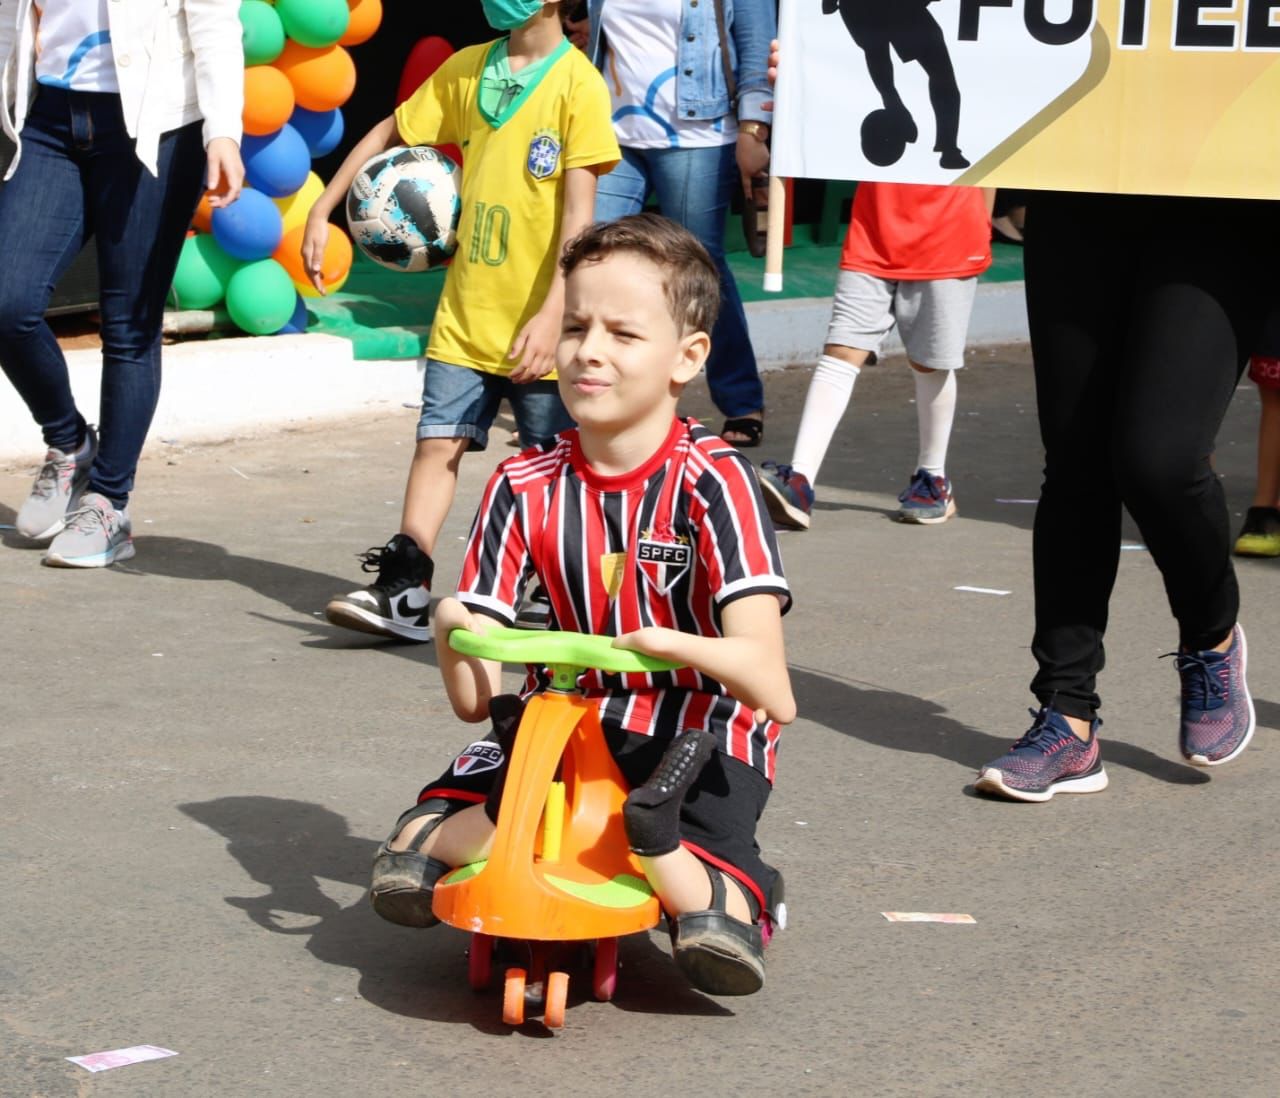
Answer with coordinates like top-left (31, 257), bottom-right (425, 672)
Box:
top-left (586, 0), bottom-right (775, 125)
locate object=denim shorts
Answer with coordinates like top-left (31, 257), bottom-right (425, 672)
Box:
top-left (417, 358), bottom-right (573, 451)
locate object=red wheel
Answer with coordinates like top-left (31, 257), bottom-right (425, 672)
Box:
top-left (592, 938), bottom-right (618, 1002)
top-left (502, 967), bottom-right (527, 1025)
top-left (544, 970), bottom-right (569, 1029)
top-left (468, 934), bottom-right (493, 991)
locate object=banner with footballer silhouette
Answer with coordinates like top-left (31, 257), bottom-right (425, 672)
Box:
top-left (772, 0), bottom-right (1280, 199)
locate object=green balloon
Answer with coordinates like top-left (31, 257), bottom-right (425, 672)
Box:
top-left (275, 0), bottom-right (350, 49)
top-left (239, 1), bottom-right (286, 66)
top-left (170, 234), bottom-right (241, 310)
top-left (225, 259), bottom-right (298, 335)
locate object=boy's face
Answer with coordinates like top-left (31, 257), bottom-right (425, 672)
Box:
top-left (556, 252), bottom-right (708, 436)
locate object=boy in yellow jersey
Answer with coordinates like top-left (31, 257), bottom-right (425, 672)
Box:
top-left (302, 0), bottom-right (619, 642)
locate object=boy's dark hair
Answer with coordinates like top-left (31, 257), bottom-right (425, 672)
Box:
top-left (560, 213), bottom-right (721, 335)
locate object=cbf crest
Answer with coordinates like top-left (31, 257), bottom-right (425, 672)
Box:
top-left (527, 129), bottom-right (562, 180)
top-left (636, 527), bottom-right (692, 596)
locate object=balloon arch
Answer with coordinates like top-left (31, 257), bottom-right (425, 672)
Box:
top-left (170, 1), bottom-right (466, 337)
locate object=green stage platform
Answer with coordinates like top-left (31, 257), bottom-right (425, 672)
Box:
top-left (305, 234), bottom-right (1025, 362)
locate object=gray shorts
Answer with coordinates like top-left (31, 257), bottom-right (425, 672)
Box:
top-left (826, 270), bottom-right (978, 370)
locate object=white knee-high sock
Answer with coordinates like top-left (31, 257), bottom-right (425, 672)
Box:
top-left (790, 355), bottom-right (861, 484)
top-left (914, 368), bottom-right (958, 476)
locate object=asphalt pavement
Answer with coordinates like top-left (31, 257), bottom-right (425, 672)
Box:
top-left (2, 346), bottom-right (1277, 1096)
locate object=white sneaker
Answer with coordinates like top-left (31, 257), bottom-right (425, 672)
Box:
top-left (16, 427), bottom-right (97, 541)
top-left (43, 491), bottom-right (135, 568)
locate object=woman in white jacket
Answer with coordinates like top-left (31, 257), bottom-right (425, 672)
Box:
top-left (0, 0), bottom-right (243, 566)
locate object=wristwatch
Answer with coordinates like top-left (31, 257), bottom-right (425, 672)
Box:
top-left (739, 120), bottom-right (770, 143)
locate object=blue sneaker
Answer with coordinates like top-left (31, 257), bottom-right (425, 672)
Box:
top-left (975, 707), bottom-right (1108, 802)
top-left (758, 461), bottom-right (814, 531)
top-left (1166, 623), bottom-right (1255, 767)
top-left (897, 468), bottom-right (956, 524)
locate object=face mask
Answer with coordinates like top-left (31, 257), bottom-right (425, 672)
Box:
top-left (481, 0), bottom-right (544, 31)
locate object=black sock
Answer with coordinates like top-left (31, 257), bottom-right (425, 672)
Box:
top-left (623, 730), bottom-right (717, 857)
top-left (483, 694), bottom-right (526, 825)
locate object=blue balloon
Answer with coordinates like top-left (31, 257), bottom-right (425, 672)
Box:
top-left (274, 293), bottom-right (309, 335)
top-left (210, 188), bottom-right (283, 261)
top-left (242, 124), bottom-right (311, 198)
top-left (290, 106), bottom-right (344, 158)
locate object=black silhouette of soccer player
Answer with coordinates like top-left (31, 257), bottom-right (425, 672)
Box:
top-left (823, 0), bottom-right (969, 170)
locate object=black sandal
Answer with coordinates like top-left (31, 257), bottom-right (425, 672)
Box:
top-left (720, 416), bottom-right (764, 448)
top-left (369, 799), bottom-right (452, 928)
top-left (670, 866), bottom-right (766, 995)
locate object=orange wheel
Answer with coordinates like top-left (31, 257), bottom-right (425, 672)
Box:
top-left (544, 971), bottom-right (569, 1029)
top-left (502, 968), bottom-right (527, 1026)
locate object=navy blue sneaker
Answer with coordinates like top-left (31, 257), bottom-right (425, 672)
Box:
top-left (758, 461), bottom-right (814, 530)
top-left (1166, 623), bottom-right (1255, 767)
top-left (897, 468), bottom-right (956, 524)
top-left (975, 707), bottom-right (1108, 802)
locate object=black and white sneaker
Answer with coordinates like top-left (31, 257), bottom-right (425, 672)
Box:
top-left (325, 533), bottom-right (434, 642)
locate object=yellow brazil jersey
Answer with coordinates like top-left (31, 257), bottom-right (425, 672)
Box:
top-left (396, 41), bottom-right (620, 375)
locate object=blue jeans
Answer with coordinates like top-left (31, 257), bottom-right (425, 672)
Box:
top-left (0, 86), bottom-right (206, 507)
top-left (594, 144), bottom-right (764, 418)
top-left (417, 358), bottom-right (572, 451)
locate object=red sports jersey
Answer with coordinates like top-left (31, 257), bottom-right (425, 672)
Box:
top-left (457, 417), bottom-right (792, 781)
top-left (842, 182), bottom-right (992, 280)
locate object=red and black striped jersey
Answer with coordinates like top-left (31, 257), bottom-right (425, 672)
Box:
top-left (457, 417), bottom-right (792, 782)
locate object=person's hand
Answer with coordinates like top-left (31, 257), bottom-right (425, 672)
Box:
top-left (612, 626), bottom-right (681, 660)
top-left (507, 307), bottom-right (560, 382)
top-left (736, 129), bottom-right (770, 199)
top-left (205, 137), bottom-right (244, 208)
top-left (762, 37), bottom-right (780, 110)
top-left (563, 12), bottom-right (589, 50)
top-left (300, 214), bottom-right (331, 296)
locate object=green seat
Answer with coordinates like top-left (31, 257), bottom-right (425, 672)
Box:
top-left (815, 180), bottom-right (858, 246)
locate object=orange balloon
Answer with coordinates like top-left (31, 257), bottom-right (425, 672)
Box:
top-left (276, 41), bottom-right (356, 113)
top-left (242, 65), bottom-right (296, 136)
top-left (275, 223), bottom-right (353, 297)
top-left (340, 0), bottom-right (382, 47)
top-left (191, 191), bottom-right (214, 233)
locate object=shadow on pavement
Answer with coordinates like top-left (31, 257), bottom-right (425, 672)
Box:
top-left (1253, 696), bottom-right (1279, 731)
top-left (790, 666), bottom-right (1210, 789)
top-left (180, 796), bottom-right (730, 1031)
top-left (124, 535), bottom-right (436, 664)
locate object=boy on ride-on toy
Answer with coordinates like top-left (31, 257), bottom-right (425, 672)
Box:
top-left (369, 213), bottom-right (796, 997)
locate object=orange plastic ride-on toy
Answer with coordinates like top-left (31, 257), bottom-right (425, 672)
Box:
top-left (433, 626), bottom-right (682, 1030)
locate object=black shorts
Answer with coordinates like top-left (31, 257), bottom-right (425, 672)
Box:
top-left (1255, 299), bottom-right (1280, 364)
top-left (413, 727), bottom-right (779, 914)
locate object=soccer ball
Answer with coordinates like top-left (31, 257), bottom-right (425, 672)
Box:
top-left (346, 146), bottom-right (461, 272)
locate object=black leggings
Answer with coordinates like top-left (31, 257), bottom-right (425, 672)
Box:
top-left (1024, 192), bottom-right (1278, 719)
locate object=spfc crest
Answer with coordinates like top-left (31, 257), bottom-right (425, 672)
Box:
top-left (636, 532), bottom-right (691, 595)
top-left (527, 130), bottom-right (562, 180)
top-left (452, 740), bottom-right (504, 777)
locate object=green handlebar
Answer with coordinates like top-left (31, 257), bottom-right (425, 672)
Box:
top-left (448, 626), bottom-right (682, 675)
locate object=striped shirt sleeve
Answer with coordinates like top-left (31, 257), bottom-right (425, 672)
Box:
top-left (456, 465), bottom-right (532, 625)
top-left (693, 449), bottom-right (792, 614)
